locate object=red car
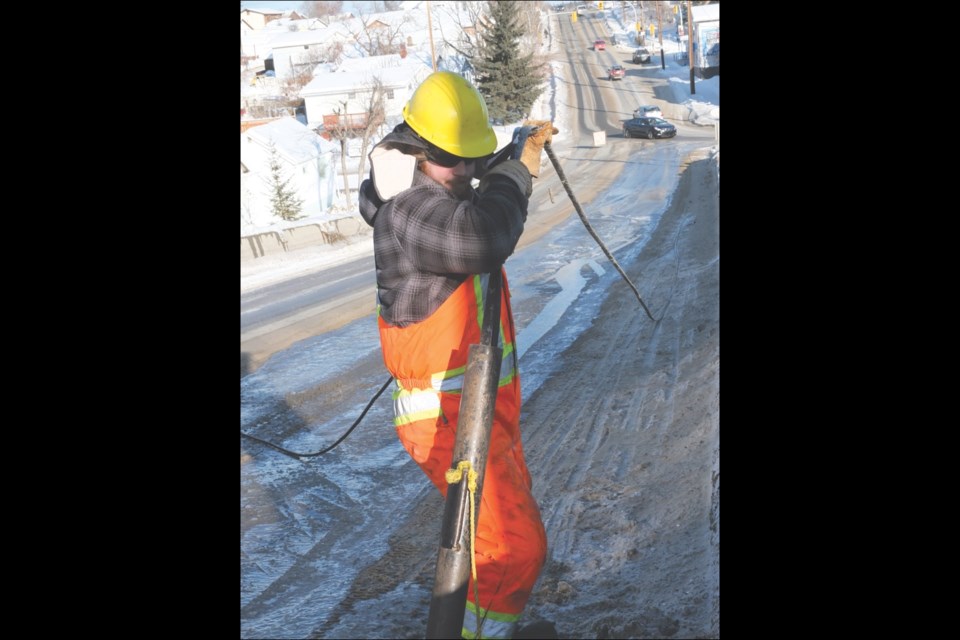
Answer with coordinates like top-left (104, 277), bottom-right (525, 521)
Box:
top-left (608, 65), bottom-right (625, 80)
top-left (594, 39), bottom-right (606, 51)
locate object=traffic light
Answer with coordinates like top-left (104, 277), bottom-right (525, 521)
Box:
top-left (674, 5), bottom-right (678, 13)
top-left (598, 1), bottom-right (603, 9)
top-left (572, 11), bottom-right (577, 22)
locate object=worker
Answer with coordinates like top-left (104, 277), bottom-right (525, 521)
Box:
top-left (358, 70), bottom-right (558, 639)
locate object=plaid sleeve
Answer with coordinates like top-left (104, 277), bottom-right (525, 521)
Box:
top-left (391, 174), bottom-right (528, 275)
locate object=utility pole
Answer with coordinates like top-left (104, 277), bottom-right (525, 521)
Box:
top-left (657, 1), bottom-right (664, 69)
top-left (677, 1), bottom-right (683, 41)
top-left (687, 1), bottom-right (695, 94)
top-left (638, 2), bottom-right (644, 46)
top-left (426, 1), bottom-right (437, 72)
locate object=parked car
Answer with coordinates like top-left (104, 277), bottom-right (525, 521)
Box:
top-left (633, 104), bottom-right (662, 119)
top-left (623, 117), bottom-right (676, 139)
top-left (608, 65), bottom-right (625, 81)
top-left (594, 39), bottom-right (606, 51)
top-left (632, 47), bottom-right (651, 64)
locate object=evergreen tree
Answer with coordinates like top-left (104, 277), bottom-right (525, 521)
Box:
top-left (473, 1), bottom-right (543, 123)
top-left (265, 142), bottom-right (304, 221)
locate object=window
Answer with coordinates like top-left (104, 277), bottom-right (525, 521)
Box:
top-left (386, 89), bottom-right (394, 100)
top-left (348, 92), bottom-right (356, 99)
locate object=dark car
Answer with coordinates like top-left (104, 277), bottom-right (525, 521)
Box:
top-left (632, 47), bottom-right (651, 64)
top-left (622, 117), bottom-right (677, 139)
top-left (608, 64), bottom-right (625, 80)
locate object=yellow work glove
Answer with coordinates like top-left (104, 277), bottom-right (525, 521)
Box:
top-left (519, 120), bottom-right (559, 178)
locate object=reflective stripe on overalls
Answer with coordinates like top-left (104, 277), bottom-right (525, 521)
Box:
top-left (378, 270), bottom-right (546, 639)
top-left (391, 274), bottom-right (517, 428)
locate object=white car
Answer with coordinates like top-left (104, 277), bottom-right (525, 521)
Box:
top-left (633, 104), bottom-right (662, 119)
top-left (632, 47), bottom-right (651, 64)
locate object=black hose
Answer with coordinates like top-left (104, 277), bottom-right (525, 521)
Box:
top-left (543, 141), bottom-right (656, 321)
top-left (240, 376), bottom-right (393, 461)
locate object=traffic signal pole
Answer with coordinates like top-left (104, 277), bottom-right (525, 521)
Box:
top-left (657, 1), bottom-right (664, 69)
top-left (687, 1), bottom-right (695, 94)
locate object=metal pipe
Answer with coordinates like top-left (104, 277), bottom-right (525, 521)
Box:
top-left (426, 271), bottom-right (502, 638)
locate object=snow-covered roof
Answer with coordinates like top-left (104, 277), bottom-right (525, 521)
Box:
top-left (263, 16), bottom-right (328, 32)
top-left (691, 4), bottom-right (719, 23)
top-left (301, 58), bottom-right (430, 96)
top-left (352, 9), bottom-right (411, 29)
top-left (268, 26), bottom-right (340, 49)
top-left (242, 7), bottom-right (285, 16)
top-left (244, 117), bottom-right (339, 165)
top-left (336, 54), bottom-right (403, 73)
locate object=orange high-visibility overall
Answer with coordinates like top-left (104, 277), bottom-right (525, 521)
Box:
top-left (378, 270), bottom-right (546, 639)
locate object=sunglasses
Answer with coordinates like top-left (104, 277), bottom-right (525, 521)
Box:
top-left (424, 143), bottom-right (478, 169)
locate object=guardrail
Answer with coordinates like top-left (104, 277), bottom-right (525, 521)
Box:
top-left (240, 216), bottom-right (368, 262)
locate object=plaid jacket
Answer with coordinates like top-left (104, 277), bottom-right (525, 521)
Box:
top-left (359, 130), bottom-right (529, 327)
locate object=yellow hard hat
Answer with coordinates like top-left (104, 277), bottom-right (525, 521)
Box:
top-left (403, 71), bottom-right (497, 158)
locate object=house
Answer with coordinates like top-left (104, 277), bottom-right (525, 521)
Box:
top-left (240, 117), bottom-right (341, 228)
top-left (300, 54), bottom-right (431, 133)
top-left (241, 19), bottom-right (272, 62)
top-left (267, 23), bottom-right (355, 79)
top-left (690, 3), bottom-right (719, 79)
top-left (240, 3), bottom-right (482, 211)
top-left (241, 7), bottom-right (301, 30)
top-left (263, 16), bottom-right (330, 33)
top-left (298, 55), bottom-right (432, 202)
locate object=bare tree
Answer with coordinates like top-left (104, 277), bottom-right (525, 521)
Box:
top-left (282, 46), bottom-right (324, 98)
top-left (354, 77), bottom-right (388, 187)
top-left (349, 4), bottom-right (415, 56)
top-left (323, 78), bottom-right (388, 209)
top-left (241, 181), bottom-right (256, 228)
top-left (298, 1), bottom-right (343, 19)
top-left (280, 40), bottom-right (344, 101)
top-left (364, 0), bottom-right (402, 10)
top-left (432, 2), bottom-right (548, 87)
top-left (327, 101), bottom-right (356, 208)
top-left (431, 1), bottom-right (487, 64)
